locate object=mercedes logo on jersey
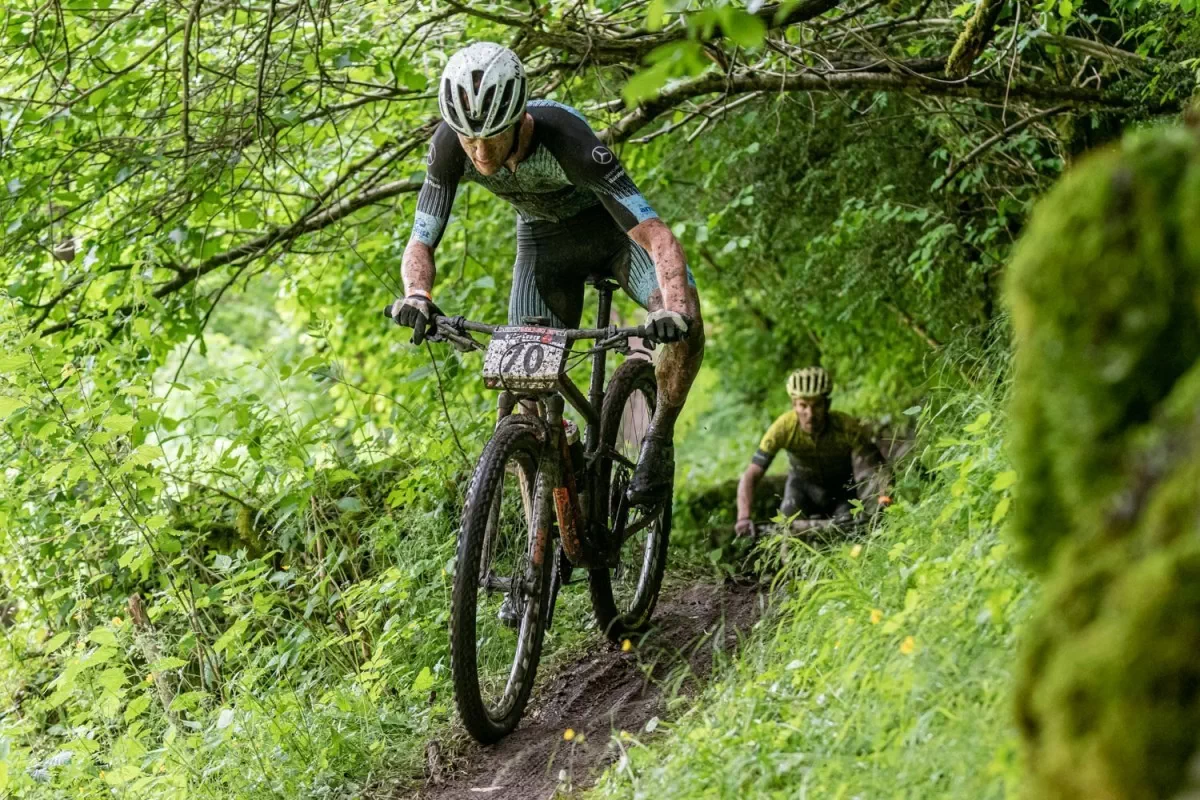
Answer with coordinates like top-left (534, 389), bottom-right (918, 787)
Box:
top-left (591, 146), bottom-right (613, 165)
top-left (427, 142), bottom-right (436, 165)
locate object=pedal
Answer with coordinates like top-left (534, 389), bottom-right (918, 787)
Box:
top-left (497, 594), bottom-right (521, 629)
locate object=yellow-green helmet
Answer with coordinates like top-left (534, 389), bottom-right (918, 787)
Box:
top-left (787, 367), bottom-right (831, 399)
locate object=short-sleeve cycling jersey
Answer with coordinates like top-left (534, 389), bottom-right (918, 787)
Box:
top-left (411, 100), bottom-right (658, 248)
top-left (752, 411), bottom-right (883, 492)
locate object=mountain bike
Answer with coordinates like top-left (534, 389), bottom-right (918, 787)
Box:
top-left (387, 278), bottom-right (671, 743)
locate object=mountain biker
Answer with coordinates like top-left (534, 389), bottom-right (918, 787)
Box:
top-left (388, 42), bottom-right (704, 505)
top-left (734, 368), bottom-right (892, 537)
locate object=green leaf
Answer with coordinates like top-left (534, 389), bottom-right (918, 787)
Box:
top-left (991, 470), bottom-right (1018, 491)
top-left (102, 765), bottom-right (142, 785)
top-left (168, 690), bottom-right (207, 712)
top-left (118, 544), bottom-right (143, 568)
top-left (43, 631), bottom-right (72, 654)
top-left (963, 411), bottom-right (992, 434)
top-left (411, 666), bottom-right (434, 694)
top-left (147, 656), bottom-right (188, 671)
top-left (1058, 0), bottom-right (1074, 17)
top-left (102, 414), bottom-right (136, 434)
top-left (718, 7), bottom-right (767, 49)
top-left (124, 693), bottom-right (152, 722)
top-left (623, 41), bottom-right (709, 107)
top-left (0, 396), bottom-right (27, 421)
top-left (237, 210), bottom-right (259, 227)
top-left (114, 444), bottom-right (163, 477)
top-left (156, 534), bottom-right (181, 554)
top-left (952, 1), bottom-right (975, 16)
top-left (97, 666), bottom-right (126, 692)
top-left (214, 618), bottom-right (248, 655)
top-left (88, 627), bottom-right (118, 648)
top-left (336, 496), bottom-right (365, 513)
top-left (0, 354), bottom-right (29, 374)
top-left (42, 462), bottom-right (68, 486)
top-left (991, 496), bottom-right (1011, 525)
top-left (645, 0), bottom-right (668, 31)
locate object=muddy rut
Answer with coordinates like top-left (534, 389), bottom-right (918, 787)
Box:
top-left (412, 581), bottom-right (763, 800)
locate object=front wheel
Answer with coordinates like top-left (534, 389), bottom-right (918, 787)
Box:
top-left (588, 358), bottom-right (672, 642)
top-left (451, 417), bottom-right (553, 743)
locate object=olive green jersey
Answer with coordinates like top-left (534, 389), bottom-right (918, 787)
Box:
top-left (752, 411), bottom-right (884, 492)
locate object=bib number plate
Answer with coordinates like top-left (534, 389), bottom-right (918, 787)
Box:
top-left (483, 327), bottom-right (568, 390)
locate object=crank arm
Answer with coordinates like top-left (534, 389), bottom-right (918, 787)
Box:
top-left (480, 573), bottom-right (533, 594)
top-left (591, 443), bottom-right (637, 471)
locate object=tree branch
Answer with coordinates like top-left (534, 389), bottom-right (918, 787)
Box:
top-left (941, 104), bottom-right (1070, 185)
top-left (601, 67), bottom-right (1159, 144)
top-left (39, 178), bottom-right (423, 336)
top-left (945, 0), bottom-right (1007, 78)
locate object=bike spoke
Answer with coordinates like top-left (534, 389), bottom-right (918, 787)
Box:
top-left (609, 381), bottom-right (660, 616)
top-left (473, 453), bottom-right (538, 718)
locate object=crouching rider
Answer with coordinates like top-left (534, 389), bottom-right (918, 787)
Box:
top-left (735, 368), bottom-right (891, 537)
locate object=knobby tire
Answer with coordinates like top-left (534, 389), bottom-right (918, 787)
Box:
top-left (450, 416), bottom-right (553, 743)
top-left (588, 358), bottom-right (672, 642)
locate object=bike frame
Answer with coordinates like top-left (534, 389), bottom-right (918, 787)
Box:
top-left (409, 279), bottom-right (656, 570)
top-left (489, 278), bottom-right (630, 570)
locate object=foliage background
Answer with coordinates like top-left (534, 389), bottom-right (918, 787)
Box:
top-left (0, 0), bottom-right (1196, 795)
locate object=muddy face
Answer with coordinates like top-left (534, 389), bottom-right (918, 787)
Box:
top-left (792, 395), bottom-right (829, 435)
top-left (458, 127), bottom-right (515, 176)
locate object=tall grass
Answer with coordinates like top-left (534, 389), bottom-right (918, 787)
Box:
top-left (591, 381), bottom-right (1032, 799)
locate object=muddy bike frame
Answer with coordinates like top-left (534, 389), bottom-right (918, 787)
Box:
top-left (410, 277), bottom-right (662, 570)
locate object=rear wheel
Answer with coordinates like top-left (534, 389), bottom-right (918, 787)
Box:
top-left (588, 358), bottom-right (672, 642)
top-left (451, 417), bottom-right (553, 743)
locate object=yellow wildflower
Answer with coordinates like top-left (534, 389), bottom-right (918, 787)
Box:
top-left (900, 636), bottom-right (916, 655)
top-left (111, 617), bottom-right (123, 627)
top-left (563, 728), bottom-right (576, 741)
top-left (621, 639), bottom-right (632, 653)
top-left (870, 608), bottom-right (883, 625)
top-left (849, 544), bottom-right (863, 559)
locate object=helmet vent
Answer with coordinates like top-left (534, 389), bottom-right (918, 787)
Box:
top-left (438, 43), bottom-right (528, 138)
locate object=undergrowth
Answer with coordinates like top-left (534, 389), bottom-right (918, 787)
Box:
top-left (590, 379), bottom-right (1033, 799)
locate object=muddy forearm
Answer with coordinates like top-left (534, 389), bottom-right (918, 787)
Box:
top-left (737, 464), bottom-right (765, 521)
top-left (629, 219), bottom-right (694, 317)
top-left (402, 241), bottom-right (437, 296)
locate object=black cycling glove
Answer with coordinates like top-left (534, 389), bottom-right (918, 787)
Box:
top-left (391, 294), bottom-right (443, 345)
top-left (644, 309), bottom-right (692, 344)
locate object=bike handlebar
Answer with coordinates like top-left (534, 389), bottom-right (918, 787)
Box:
top-left (382, 306), bottom-right (652, 344)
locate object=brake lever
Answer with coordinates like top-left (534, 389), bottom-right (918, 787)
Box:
top-left (430, 316), bottom-right (481, 352)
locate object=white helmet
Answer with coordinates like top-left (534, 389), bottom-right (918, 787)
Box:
top-left (438, 43), bottom-right (528, 138)
top-left (787, 367), bottom-right (832, 399)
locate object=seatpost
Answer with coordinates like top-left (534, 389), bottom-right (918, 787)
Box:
top-left (586, 280), bottom-right (615, 453)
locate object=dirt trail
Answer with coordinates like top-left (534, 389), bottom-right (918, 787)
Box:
top-left (413, 581), bottom-right (763, 800)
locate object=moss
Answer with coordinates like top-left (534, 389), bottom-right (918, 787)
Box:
top-left (1006, 125), bottom-right (1200, 570)
top-left (945, 0), bottom-right (1007, 79)
top-left (1006, 125), bottom-right (1200, 799)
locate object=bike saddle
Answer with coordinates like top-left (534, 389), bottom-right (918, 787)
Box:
top-left (584, 275), bottom-right (618, 290)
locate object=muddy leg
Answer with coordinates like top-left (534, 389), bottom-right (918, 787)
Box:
top-left (646, 285), bottom-right (705, 433)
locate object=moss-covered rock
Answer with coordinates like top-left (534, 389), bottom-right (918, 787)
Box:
top-left (1006, 125), bottom-right (1200, 799)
